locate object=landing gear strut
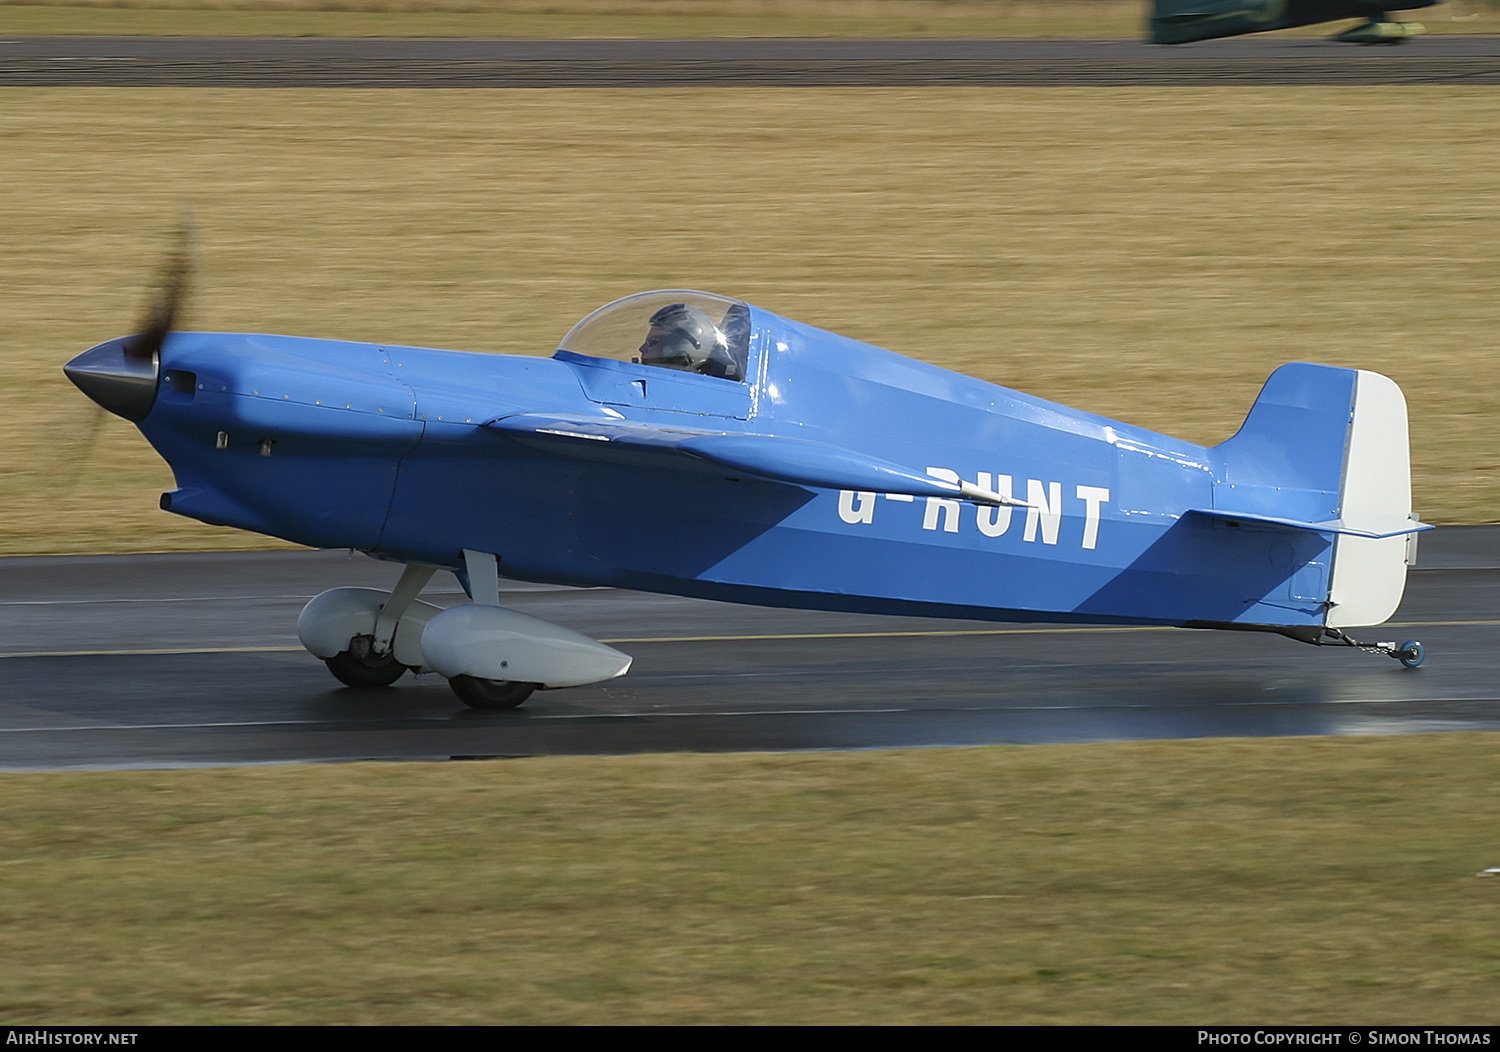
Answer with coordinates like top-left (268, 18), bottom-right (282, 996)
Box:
top-left (298, 551), bottom-right (633, 710)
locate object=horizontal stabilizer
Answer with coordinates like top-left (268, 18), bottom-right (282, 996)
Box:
top-left (488, 413), bottom-right (1027, 506)
top-left (1186, 507), bottom-right (1432, 539)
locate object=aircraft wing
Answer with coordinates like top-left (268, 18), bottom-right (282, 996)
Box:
top-left (487, 413), bottom-right (1028, 506)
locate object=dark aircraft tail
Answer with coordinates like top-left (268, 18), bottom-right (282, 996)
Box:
top-left (1149, 0), bottom-right (1438, 44)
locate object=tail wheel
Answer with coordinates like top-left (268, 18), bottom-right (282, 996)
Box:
top-left (1398, 640), bottom-right (1425, 669)
top-left (449, 676), bottom-right (536, 710)
top-left (324, 635), bottom-right (409, 688)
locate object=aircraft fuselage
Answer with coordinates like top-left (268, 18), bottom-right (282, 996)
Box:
top-left (131, 305), bottom-right (1340, 630)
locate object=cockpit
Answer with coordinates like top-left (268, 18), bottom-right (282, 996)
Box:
top-left (554, 290), bottom-right (752, 383)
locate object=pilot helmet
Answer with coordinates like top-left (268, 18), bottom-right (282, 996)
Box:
top-left (639, 303), bottom-right (728, 373)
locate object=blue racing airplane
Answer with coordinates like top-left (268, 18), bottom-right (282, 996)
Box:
top-left (65, 236), bottom-right (1431, 708)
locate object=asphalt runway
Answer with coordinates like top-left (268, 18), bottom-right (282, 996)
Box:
top-left (2, 34), bottom-right (1498, 86)
top-left (1, 527), bottom-right (1495, 770)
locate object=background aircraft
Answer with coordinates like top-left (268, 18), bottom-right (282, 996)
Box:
top-left (1150, 0), bottom-right (1439, 43)
top-left (65, 234), bottom-right (1430, 709)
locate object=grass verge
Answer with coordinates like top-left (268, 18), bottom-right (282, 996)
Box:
top-left (1, 735), bottom-right (1497, 1023)
top-left (3, 0), bottom-right (1499, 39)
top-left (0, 1), bottom-right (1239, 40)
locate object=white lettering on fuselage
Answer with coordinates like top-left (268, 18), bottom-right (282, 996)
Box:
top-left (1023, 479), bottom-right (1062, 545)
top-left (922, 468), bottom-right (962, 533)
top-left (837, 489), bottom-right (876, 524)
top-left (837, 469), bottom-right (1111, 551)
top-left (975, 472), bottom-right (1014, 538)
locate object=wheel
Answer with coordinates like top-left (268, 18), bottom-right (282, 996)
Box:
top-left (324, 635), bottom-right (409, 688)
top-left (449, 675), bottom-right (537, 710)
top-left (1398, 640), bottom-right (1424, 669)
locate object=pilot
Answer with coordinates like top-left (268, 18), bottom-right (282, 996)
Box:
top-left (638, 303), bottom-right (737, 378)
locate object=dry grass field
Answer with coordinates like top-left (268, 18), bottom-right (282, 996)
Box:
top-left (0, 0), bottom-right (1141, 38)
top-left (1, 736), bottom-right (1497, 1024)
top-left (0, 0), bottom-right (1388, 38)
top-left (2, 0), bottom-right (1498, 39)
top-left (2, 86), bottom-right (1497, 554)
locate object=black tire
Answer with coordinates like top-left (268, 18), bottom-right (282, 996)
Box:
top-left (324, 637), bottom-right (409, 688)
top-left (449, 675), bottom-right (537, 710)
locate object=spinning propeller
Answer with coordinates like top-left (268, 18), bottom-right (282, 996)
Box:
top-left (64, 219), bottom-right (196, 422)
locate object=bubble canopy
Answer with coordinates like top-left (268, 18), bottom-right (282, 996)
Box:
top-left (555, 290), bottom-right (752, 383)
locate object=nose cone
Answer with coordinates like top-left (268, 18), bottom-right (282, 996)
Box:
top-left (64, 337), bottom-right (161, 422)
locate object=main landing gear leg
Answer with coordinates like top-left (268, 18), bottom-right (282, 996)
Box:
top-left (304, 554), bottom-right (634, 708)
top-left (444, 548), bottom-right (537, 709)
top-left (370, 563), bottom-right (436, 658)
top-left (313, 563), bottom-right (436, 688)
top-left (414, 550), bottom-right (631, 710)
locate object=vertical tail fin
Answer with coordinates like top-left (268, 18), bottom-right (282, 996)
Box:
top-left (1210, 363), bottom-right (1423, 628)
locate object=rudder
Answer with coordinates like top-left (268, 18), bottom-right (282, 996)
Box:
top-left (1327, 370), bottom-right (1417, 627)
